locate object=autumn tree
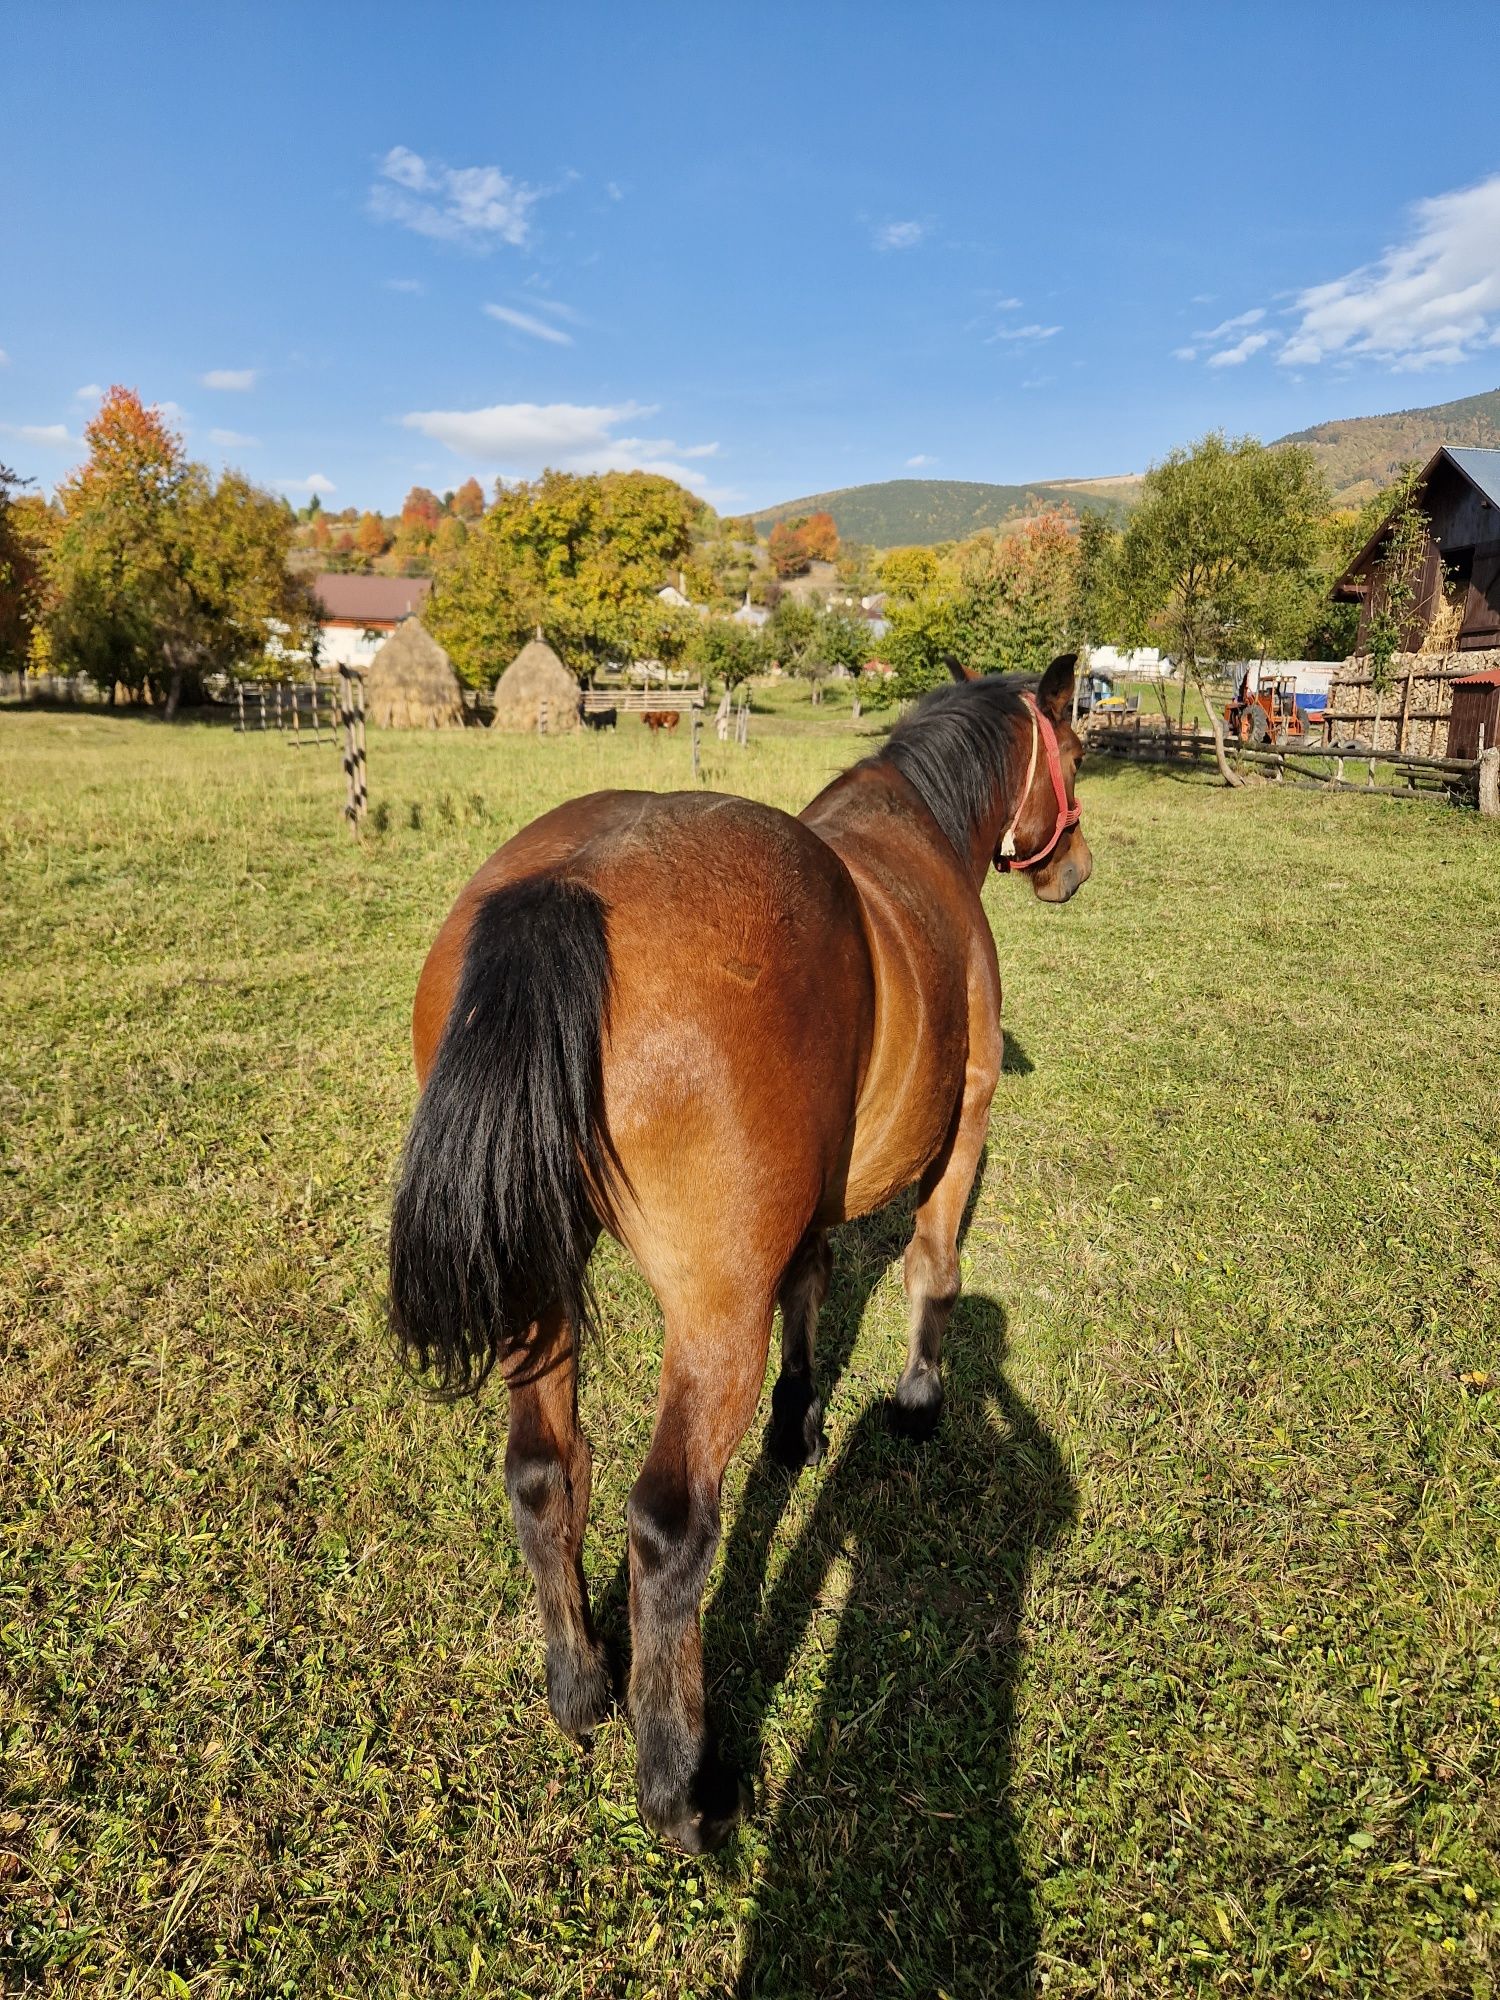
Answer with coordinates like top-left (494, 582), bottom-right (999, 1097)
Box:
top-left (452, 477), bottom-right (486, 522)
top-left (400, 486), bottom-right (442, 534)
top-left (768, 519), bottom-right (810, 579)
top-left (799, 510), bottom-right (840, 563)
top-left (355, 512), bottom-right (389, 562)
top-left (49, 386), bottom-right (318, 716)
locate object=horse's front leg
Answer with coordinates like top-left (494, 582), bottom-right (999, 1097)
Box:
top-left (894, 1013), bottom-right (1001, 1441)
top-left (627, 1290), bottom-right (772, 1851)
top-left (503, 1304), bottom-right (612, 1742)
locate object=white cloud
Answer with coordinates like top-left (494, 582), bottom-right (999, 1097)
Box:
top-left (606, 181), bottom-right (624, 202)
top-left (370, 144), bottom-right (542, 249)
top-left (209, 428), bottom-right (260, 448)
top-left (988, 322), bottom-right (1061, 344)
top-left (1, 421), bottom-right (75, 448)
top-left (875, 219), bottom-right (926, 251)
top-left (74, 383), bottom-right (103, 401)
top-left (905, 453), bottom-right (937, 468)
top-left (153, 400), bottom-right (189, 425)
top-left (384, 277), bottom-right (424, 295)
top-left (200, 368), bottom-right (257, 391)
top-left (483, 302), bottom-right (574, 346)
top-left (1199, 307), bottom-right (1265, 340)
top-left (1171, 346), bottom-right (1199, 362)
top-left (1207, 330), bottom-right (1272, 368)
top-left (280, 472), bottom-right (336, 495)
top-left (399, 399), bottom-right (727, 496)
top-left (0, 348), bottom-right (9, 368)
top-left (1275, 174), bottom-right (1500, 371)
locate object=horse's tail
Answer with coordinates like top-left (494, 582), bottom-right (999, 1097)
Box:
top-left (389, 875), bottom-right (613, 1397)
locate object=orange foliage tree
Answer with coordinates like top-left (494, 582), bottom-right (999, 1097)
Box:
top-left (49, 386), bottom-right (317, 714)
top-left (452, 477), bottom-right (486, 522)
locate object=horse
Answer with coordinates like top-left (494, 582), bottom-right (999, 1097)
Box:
top-left (641, 709), bottom-right (680, 734)
top-left (389, 653), bottom-right (1092, 1851)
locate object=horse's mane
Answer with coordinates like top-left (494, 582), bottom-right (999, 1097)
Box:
top-left (876, 674), bottom-right (1030, 859)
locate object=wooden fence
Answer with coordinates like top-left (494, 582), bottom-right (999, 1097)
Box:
top-left (1088, 720), bottom-right (1499, 816)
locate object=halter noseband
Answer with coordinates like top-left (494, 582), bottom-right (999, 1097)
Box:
top-left (997, 692), bottom-right (1081, 871)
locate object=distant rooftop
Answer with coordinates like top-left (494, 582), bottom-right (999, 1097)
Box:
top-left (313, 572), bottom-right (432, 624)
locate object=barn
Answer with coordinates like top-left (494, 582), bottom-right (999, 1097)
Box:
top-left (1327, 446), bottom-right (1500, 753)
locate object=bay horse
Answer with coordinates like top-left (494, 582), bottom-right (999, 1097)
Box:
top-left (389, 653), bottom-right (1092, 1851)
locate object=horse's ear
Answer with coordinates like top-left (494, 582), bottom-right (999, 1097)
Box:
top-left (1036, 652), bottom-right (1077, 722)
top-left (942, 653), bottom-right (980, 683)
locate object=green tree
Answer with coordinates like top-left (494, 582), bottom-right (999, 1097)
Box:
top-left (425, 469), bottom-right (701, 685)
top-left (1356, 466), bottom-right (1428, 745)
top-left (0, 467), bottom-right (53, 677)
top-left (878, 545), bottom-right (942, 602)
top-left (1110, 433), bottom-right (1329, 782)
top-left (689, 616), bottom-right (767, 690)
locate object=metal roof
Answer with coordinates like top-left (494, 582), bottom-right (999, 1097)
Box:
top-left (313, 572), bottom-right (432, 623)
top-left (1439, 447), bottom-right (1500, 511)
top-left (1454, 668), bottom-right (1500, 686)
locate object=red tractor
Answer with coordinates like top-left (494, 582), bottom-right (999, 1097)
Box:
top-left (1225, 672), bottom-right (1316, 747)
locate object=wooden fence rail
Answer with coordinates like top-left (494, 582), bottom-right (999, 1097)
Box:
top-left (1088, 724), bottom-right (1496, 813)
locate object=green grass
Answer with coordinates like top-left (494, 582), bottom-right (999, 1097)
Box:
top-left (2, 707), bottom-right (1498, 1997)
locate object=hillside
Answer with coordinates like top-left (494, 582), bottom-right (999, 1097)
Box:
top-left (749, 477), bottom-right (1131, 548)
top-left (1276, 386), bottom-right (1500, 503)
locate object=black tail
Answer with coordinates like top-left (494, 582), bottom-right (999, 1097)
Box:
top-left (389, 875), bottom-right (613, 1397)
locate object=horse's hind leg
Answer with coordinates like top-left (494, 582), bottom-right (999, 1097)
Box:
top-left (504, 1304), bottom-right (611, 1742)
top-left (628, 1291), bottom-right (772, 1851)
top-left (894, 1037), bottom-right (999, 1441)
top-left (767, 1227), bottom-right (833, 1470)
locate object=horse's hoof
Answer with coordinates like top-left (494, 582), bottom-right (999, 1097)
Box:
top-left (547, 1640), bottom-right (613, 1745)
top-left (654, 1773), bottom-right (752, 1854)
top-left (888, 1372), bottom-right (944, 1443)
top-left (767, 1375), bottom-right (824, 1471)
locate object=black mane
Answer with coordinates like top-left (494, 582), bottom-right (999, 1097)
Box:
top-left (877, 674), bottom-right (1030, 859)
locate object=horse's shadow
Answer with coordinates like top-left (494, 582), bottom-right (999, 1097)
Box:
top-left (709, 1098), bottom-right (1073, 1994)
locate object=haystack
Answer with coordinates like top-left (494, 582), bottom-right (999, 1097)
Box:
top-left (364, 619), bottom-right (465, 729)
top-left (491, 628), bottom-right (580, 732)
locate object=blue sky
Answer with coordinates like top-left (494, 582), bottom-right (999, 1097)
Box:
top-left (5, 3), bottom-right (1500, 514)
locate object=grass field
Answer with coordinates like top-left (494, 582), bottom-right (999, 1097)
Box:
top-left (3, 704), bottom-right (1498, 1998)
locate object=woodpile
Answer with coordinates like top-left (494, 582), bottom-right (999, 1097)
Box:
top-left (1323, 648), bottom-right (1500, 754)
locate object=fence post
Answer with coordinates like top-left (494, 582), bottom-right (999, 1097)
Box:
top-left (236, 683), bottom-right (245, 733)
top-left (340, 666), bottom-right (367, 835)
top-left (1480, 746), bottom-right (1500, 820)
top-left (538, 698), bottom-right (548, 736)
top-left (691, 710), bottom-right (701, 781)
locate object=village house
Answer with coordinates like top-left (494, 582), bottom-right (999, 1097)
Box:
top-left (312, 572), bottom-right (432, 671)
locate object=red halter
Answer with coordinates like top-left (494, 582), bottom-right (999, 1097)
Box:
top-left (998, 693), bottom-right (1081, 872)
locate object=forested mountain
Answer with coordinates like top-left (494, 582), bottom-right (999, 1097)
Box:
top-left (749, 478), bottom-right (1131, 548)
top-left (1275, 387), bottom-right (1500, 502)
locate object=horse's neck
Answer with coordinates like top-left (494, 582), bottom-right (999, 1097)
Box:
top-left (800, 761), bottom-right (990, 895)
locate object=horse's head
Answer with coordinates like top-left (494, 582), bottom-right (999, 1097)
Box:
top-left (948, 652), bottom-right (1093, 902)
